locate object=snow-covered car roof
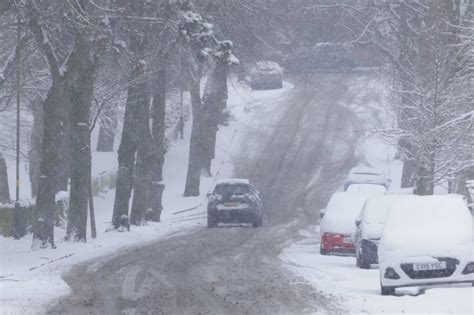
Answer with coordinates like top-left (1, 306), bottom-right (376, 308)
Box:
top-left (345, 166), bottom-right (388, 186)
top-left (254, 61), bottom-right (282, 72)
top-left (380, 194), bottom-right (472, 256)
top-left (346, 183), bottom-right (387, 194)
top-left (361, 194), bottom-right (416, 224)
top-left (216, 178), bottom-right (250, 186)
top-left (321, 192), bottom-right (376, 235)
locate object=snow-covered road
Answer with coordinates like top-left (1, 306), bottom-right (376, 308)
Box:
top-left (46, 72), bottom-right (370, 314)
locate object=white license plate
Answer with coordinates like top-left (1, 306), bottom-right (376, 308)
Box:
top-left (344, 236), bottom-right (354, 244)
top-left (224, 202), bottom-right (240, 207)
top-left (413, 261), bottom-right (446, 271)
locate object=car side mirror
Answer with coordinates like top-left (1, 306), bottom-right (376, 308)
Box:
top-left (355, 219), bottom-right (361, 227)
top-left (320, 208), bottom-right (326, 219)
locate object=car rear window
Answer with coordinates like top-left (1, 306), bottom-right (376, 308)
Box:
top-left (214, 184), bottom-right (249, 196)
top-left (353, 172), bottom-right (381, 176)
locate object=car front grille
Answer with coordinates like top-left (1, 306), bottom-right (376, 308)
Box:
top-left (401, 257), bottom-right (459, 279)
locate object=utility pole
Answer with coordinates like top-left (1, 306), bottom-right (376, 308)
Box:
top-left (14, 5), bottom-right (25, 239)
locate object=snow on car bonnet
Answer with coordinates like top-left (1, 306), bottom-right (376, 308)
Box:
top-left (321, 192), bottom-right (375, 235)
top-left (216, 178), bottom-right (250, 185)
top-left (380, 195), bottom-right (473, 257)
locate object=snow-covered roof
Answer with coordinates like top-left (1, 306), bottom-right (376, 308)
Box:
top-left (346, 183), bottom-right (387, 194)
top-left (349, 165), bottom-right (384, 176)
top-left (361, 194), bottom-right (416, 224)
top-left (346, 166), bottom-right (388, 186)
top-left (321, 192), bottom-right (376, 235)
top-left (216, 178), bottom-right (250, 186)
top-left (255, 61), bottom-right (282, 71)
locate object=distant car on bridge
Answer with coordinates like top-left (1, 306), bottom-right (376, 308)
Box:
top-left (250, 61), bottom-right (283, 90)
top-left (207, 179), bottom-right (263, 228)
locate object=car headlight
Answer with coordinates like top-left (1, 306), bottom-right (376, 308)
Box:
top-left (462, 262), bottom-right (474, 275)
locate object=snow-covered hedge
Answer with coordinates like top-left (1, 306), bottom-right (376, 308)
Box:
top-left (0, 201), bottom-right (35, 237)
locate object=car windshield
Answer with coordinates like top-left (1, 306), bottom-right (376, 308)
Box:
top-left (353, 172), bottom-right (381, 176)
top-left (214, 184), bottom-right (249, 196)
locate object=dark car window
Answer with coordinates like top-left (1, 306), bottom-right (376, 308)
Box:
top-left (214, 184), bottom-right (249, 196)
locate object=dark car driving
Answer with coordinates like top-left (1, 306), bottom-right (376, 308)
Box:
top-left (207, 179), bottom-right (263, 228)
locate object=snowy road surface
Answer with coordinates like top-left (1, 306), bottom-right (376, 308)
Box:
top-left (48, 73), bottom-right (376, 314)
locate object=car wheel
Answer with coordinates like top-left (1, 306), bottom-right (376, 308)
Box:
top-left (359, 255), bottom-right (370, 269)
top-left (207, 215), bottom-right (217, 228)
top-left (252, 217), bottom-right (260, 228)
top-left (381, 285), bottom-right (395, 296)
top-left (320, 244), bottom-right (328, 255)
top-left (360, 260), bottom-right (370, 269)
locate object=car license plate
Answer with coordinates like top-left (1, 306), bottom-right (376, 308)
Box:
top-left (413, 261), bottom-right (446, 271)
top-left (344, 236), bottom-right (354, 244)
top-left (224, 202), bottom-right (239, 207)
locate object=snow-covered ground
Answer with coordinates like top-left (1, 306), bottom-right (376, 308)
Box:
top-left (0, 79), bottom-right (294, 314)
top-left (280, 72), bottom-right (474, 314)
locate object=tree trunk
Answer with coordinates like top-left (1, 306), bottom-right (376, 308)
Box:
top-left (33, 80), bottom-right (68, 248)
top-left (66, 32), bottom-right (95, 242)
top-left (201, 62), bottom-right (229, 176)
top-left (399, 137), bottom-right (416, 188)
top-left (130, 85), bottom-right (153, 226)
top-left (29, 96), bottom-right (43, 198)
top-left (28, 0), bottom-right (72, 248)
top-left (112, 44), bottom-right (146, 229)
top-left (184, 77), bottom-right (204, 197)
top-left (148, 66), bottom-right (167, 222)
top-left (414, 150), bottom-right (435, 196)
top-left (0, 152), bottom-right (9, 203)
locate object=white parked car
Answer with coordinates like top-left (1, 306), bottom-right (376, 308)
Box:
top-left (354, 195), bottom-right (415, 269)
top-left (320, 192), bottom-right (375, 256)
top-left (378, 195), bottom-right (474, 295)
top-left (344, 166), bottom-right (390, 191)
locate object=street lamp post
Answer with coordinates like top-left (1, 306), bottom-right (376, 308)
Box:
top-left (14, 7), bottom-right (24, 239)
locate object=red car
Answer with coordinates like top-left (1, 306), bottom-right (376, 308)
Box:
top-left (320, 192), bottom-right (374, 255)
